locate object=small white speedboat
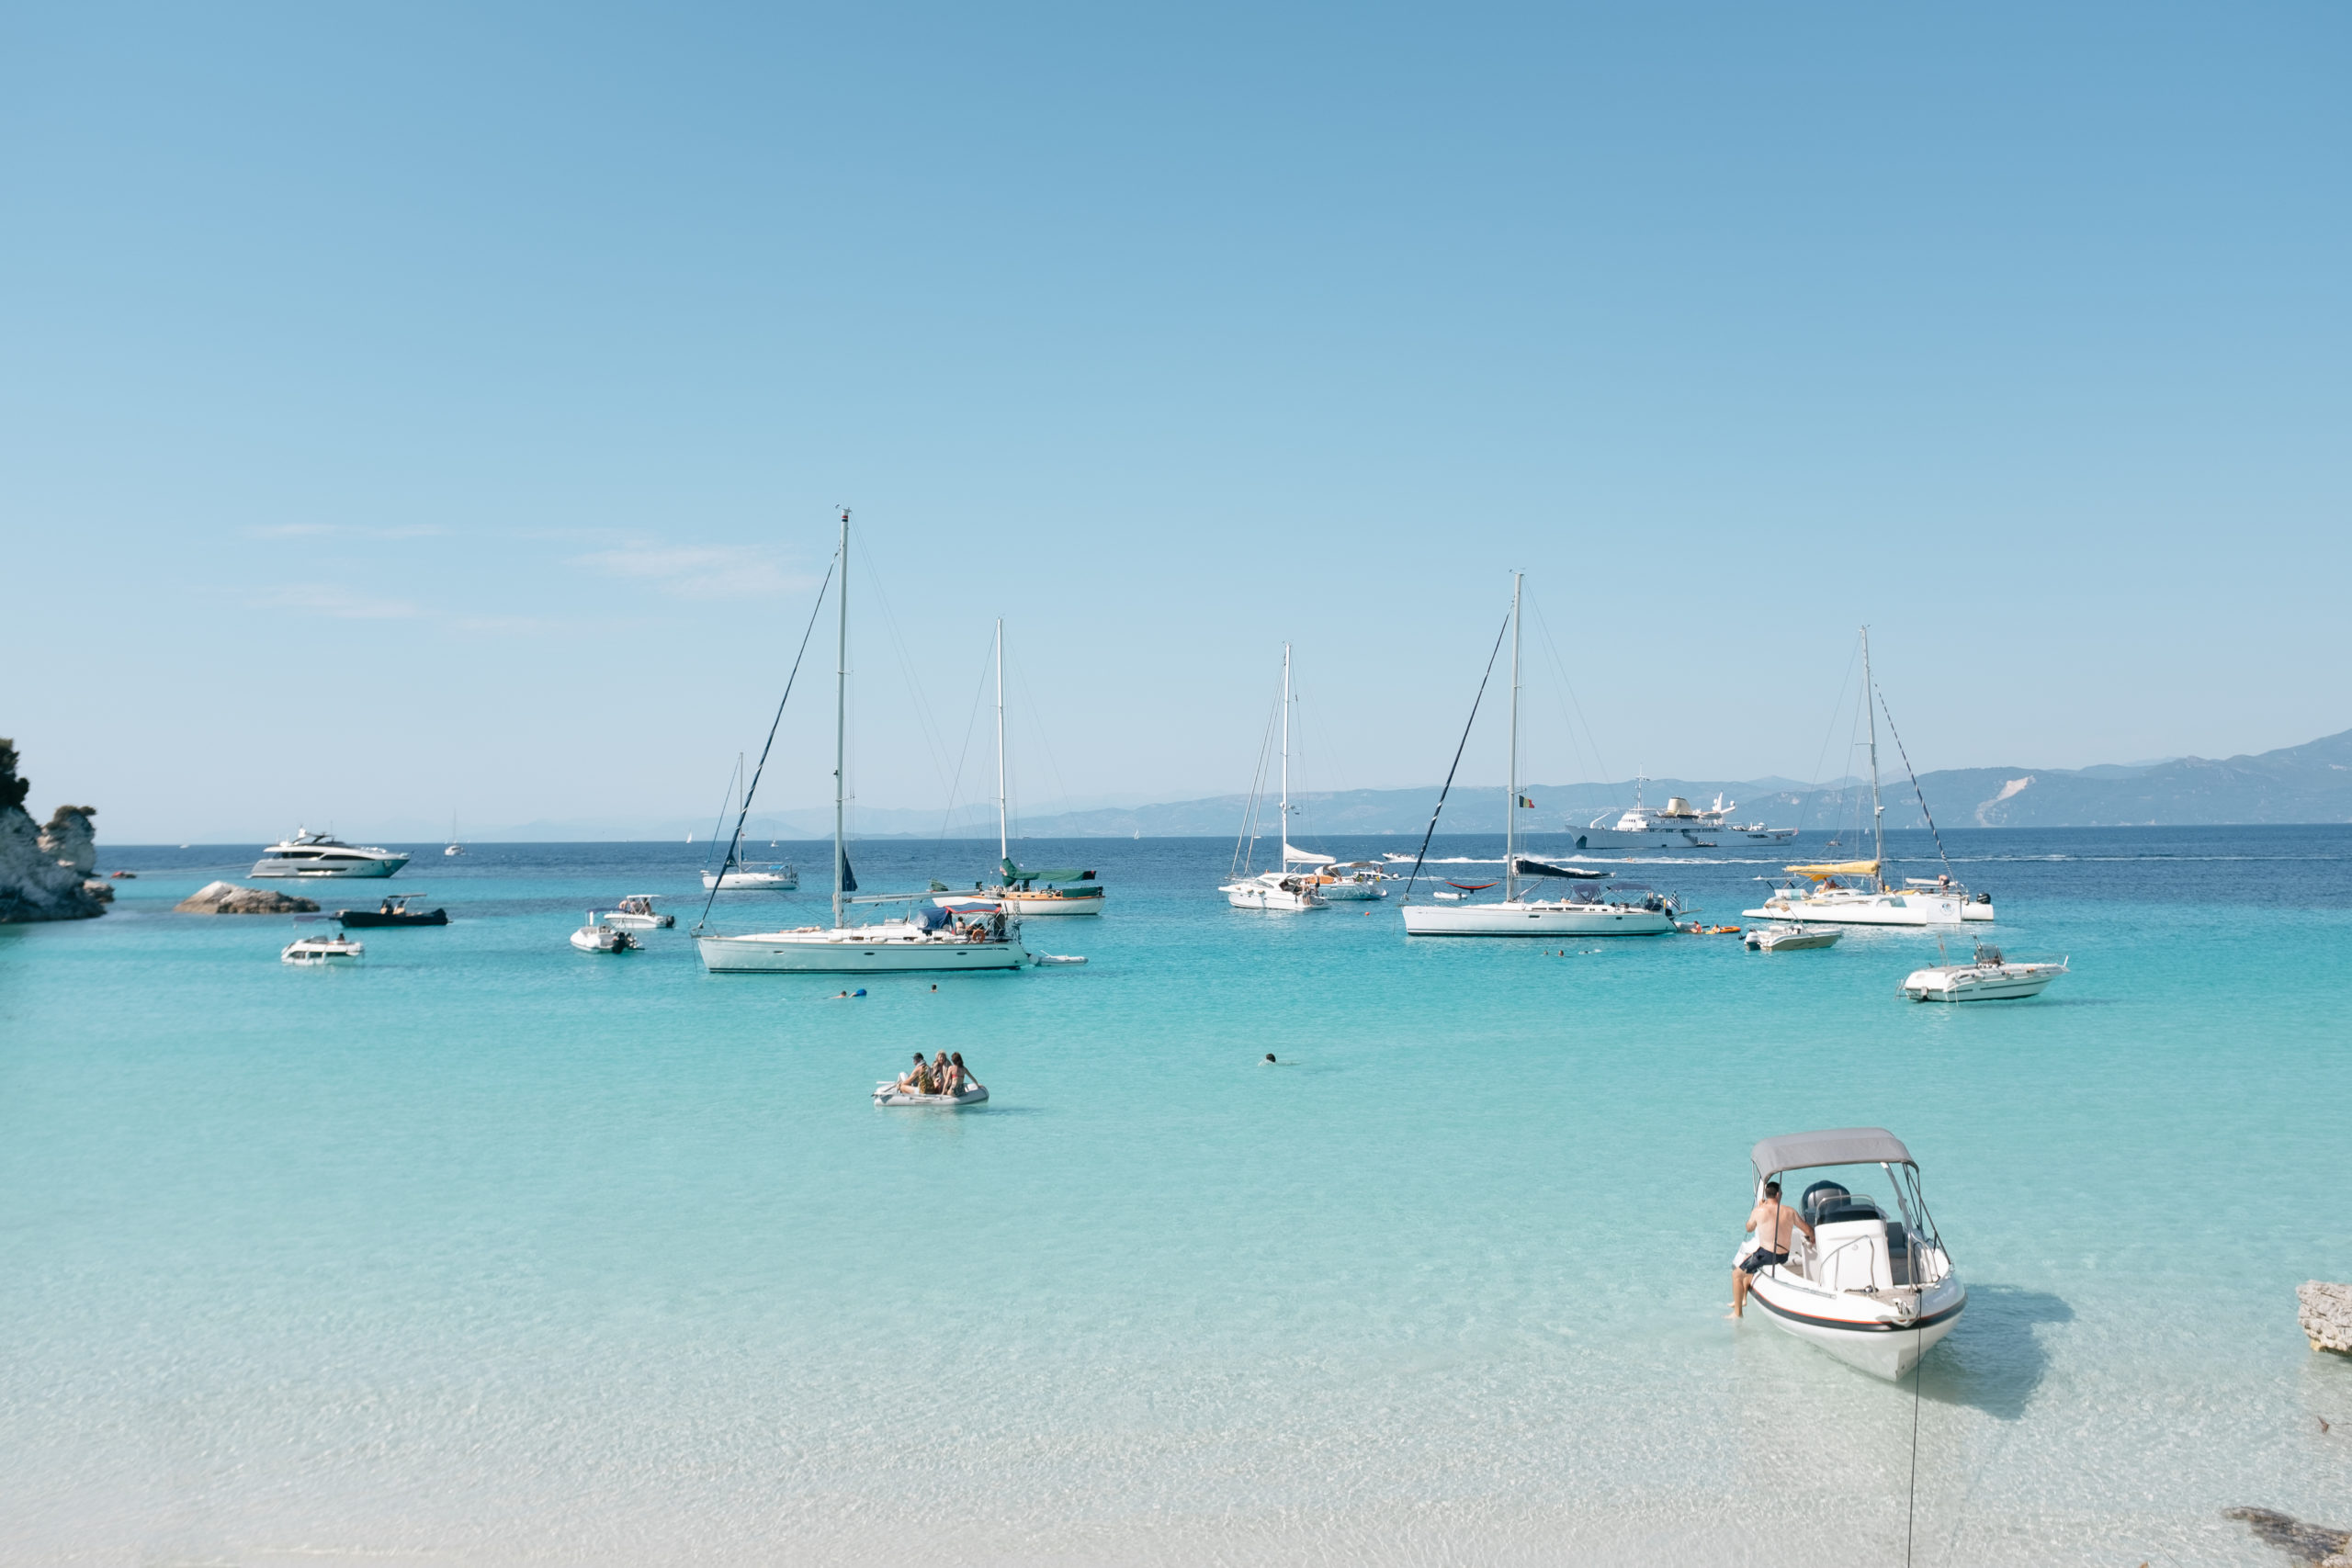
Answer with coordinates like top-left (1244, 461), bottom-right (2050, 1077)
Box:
top-left (1738, 1128), bottom-right (1966, 1381)
top-left (873, 1081), bottom-right (989, 1108)
top-left (571, 912), bottom-right (639, 953)
top-left (1901, 944), bottom-right (2065, 1001)
top-left (605, 895), bottom-right (674, 931)
top-left (282, 932), bottom-right (364, 964)
top-left (1746, 922), bottom-right (1842, 953)
top-left (1031, 952), bottom-right (1087, 965)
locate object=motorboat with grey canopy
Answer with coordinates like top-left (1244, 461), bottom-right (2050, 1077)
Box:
top-left (1737, 1127), bottom-right (1966, 1379)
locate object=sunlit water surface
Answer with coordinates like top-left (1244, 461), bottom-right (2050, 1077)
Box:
top-left (4, 828), bottom-right (2348, 1565)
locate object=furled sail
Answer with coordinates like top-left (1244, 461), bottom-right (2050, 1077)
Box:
top-left (1785, 861), bottom-right (1880, 880)
top-left (1510, 856), bottom-right (1610, 881)
top-left (1282, 843), bottom-right (1337, 866)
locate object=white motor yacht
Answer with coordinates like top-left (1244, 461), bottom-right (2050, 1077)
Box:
top-left (251, 829), bottom-right (410, 879)
top-left (1218, 644), bottom-right (1329, 914)
top-left (1744, 922), bottom-right (1841, 953)
top-left (694, 512), bottom-right (1033, 976)
top-left (1572, 786), bottom-right (1796, 851)
top-left (605, 895), bottom-right (674, 931)
top-left (571, 912), bottom-right (639, 953)
top-left (1738, 1128), bottom-right (1966, 1381)
top-left (282, 931), bottom-right (364, 964)
top-left (1399, 576), bottom-right (1682, 939)
top-left (1901, 944), bottom-right (2066, 1001)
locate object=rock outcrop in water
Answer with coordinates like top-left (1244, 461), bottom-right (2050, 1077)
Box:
top-left (0, 739), bottom-right (108, 923)
top-left (2301, 1281), bottom-right (2352, 1355)
top-left (175, 880), bottom-right (321, 915)
top-left (2224, 1507), bottom-right (2352, 1565)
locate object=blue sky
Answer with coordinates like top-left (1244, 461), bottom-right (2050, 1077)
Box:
top-left (5, 3), bottom-right (2346, 840)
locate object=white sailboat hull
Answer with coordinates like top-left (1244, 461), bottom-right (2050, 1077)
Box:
top-left (1743, 892), bottom-right (1993, 927)
top-left (1223, 879), bottom-right (1325, 911)
top-left (1401, 900), bottom-right (1676, 936)
top-left (702, 869), bottom-right (798, 890)
top-left (697, 926), bottom-right (1029, 973)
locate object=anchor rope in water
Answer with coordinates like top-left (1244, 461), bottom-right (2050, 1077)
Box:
top-left (691, 556), bottom-right (836, 936)
top-left (1400, 611), bottom-right (1511, 905)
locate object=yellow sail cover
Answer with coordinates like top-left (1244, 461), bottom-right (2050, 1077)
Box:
top-left (1785, 861), bottom-right (1880, 880)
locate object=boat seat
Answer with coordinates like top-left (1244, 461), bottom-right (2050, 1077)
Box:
top-left (1813, 1216), bottom-right (1894, 1293)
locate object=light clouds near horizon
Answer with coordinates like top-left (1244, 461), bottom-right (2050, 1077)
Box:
top-left (4, 3), bottom-right (2346, 840)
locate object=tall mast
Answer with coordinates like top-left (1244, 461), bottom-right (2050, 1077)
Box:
top-left (995, 617), bottom-right (1008, 863)
top-left (1505, 570), bottom-right (1521, 903)
top-left (1280, 642), bottom-right (1292, 864)
top-left (1862, 625), bottom-right (1884, 873)
top-left (832, 509), bottom-right (850, 929)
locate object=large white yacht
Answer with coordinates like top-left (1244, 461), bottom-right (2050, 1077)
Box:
top-left (251, 829), bottom-right (410, 879)
top-left (1572, 786), bottom-right (1795, 850)
top-left (1400, 573), bottom-right (1683, 938)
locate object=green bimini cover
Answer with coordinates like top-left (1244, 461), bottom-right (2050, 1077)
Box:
top-left (1001, 858), bottom-right (1096, 885)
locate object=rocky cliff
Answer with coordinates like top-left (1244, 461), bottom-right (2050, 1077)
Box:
top-left (0, 739), bottom-right (108, 923)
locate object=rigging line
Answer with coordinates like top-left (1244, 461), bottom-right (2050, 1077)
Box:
top-left (851, 535), bottom-right (956, 801)
top-left (936, 643), bottom-right (996, 842)
top-left (692, 558), bottom-right (836, 936)
top-left (1527, 591), bottom-right (1617, 811)
top-left (1229, 690), bottom-right (1281, 879)
top-left (1877, 690), bottom-right (1955, 874)
top-left (1401, 611), bottom-right (1512, 905)
top-left (700, 755), bottom-right (741, 874)
top-left (1008, 646), bottom-right (1073, 829)
top-left (1905, 1325), bottom-right (1925, 1568)
top-left (1796, 638), bottom-right (1861, 836)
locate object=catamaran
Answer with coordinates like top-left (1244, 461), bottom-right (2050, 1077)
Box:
top-left (1401, 574), bottom-right (1683, 937)
top-left (694, 511), bottom-right (1031, 975)
top-left (1219, 643), bottom-right (1329, 912)
top-left (1743, 628), bottom-right (1994, 928)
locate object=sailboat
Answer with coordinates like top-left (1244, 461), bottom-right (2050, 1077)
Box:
top-left (1743, 629), bottom-right (1994, 928)
top-left (444, 811), bottom-right (464, 856)
top-left (1400, 573), bottom-right (1682, 937)
top-left (983, 619), bottom-right (1103, 916)
top-left (700, 753), bottom-right (797, 889)
top-left (1219, 644), bottom-right (1328, 912)
top-left (695, 511), bottom-right (1030, 975)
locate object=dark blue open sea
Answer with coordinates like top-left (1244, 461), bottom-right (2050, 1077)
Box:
top-left (5, 827), bottom-right (2347, 1564)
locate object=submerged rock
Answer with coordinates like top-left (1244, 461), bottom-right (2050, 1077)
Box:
top-left (0, 739), bottom-right (107, 923)
top-left (2302, 1281), bottom-right (2352, 1355)
top-left (175, 880), bottom-right (321, 915)
top-left (2225, 1507), bottom-right (2352, 1565)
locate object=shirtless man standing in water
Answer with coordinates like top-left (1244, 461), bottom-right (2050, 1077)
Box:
top-left (1730, 1180), bottom-right (1815, 1318)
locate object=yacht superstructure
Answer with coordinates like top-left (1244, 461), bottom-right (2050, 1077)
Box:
top-left (1572, 786), bottom-right (1795, 850)
top-left (251, 830), bottom-right (410, 879)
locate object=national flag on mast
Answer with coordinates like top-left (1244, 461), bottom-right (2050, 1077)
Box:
top-left (1517, 795), bottom-right (1536, 808)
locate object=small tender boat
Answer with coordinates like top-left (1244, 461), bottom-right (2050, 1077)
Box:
top-left (1901, 944), bottom-right (2065, 1001)
top-left (1745, 922), bottom-right (1840, 953)
top-left (873, 1081), bottom-right (989, 1108)
top-left (1031, 952), bottom-right (1088, 965)
top-left (571, 912), bottom-right (639, 953)
top-left (283, 931), bottom-right (364, 964)
top-left (1307, 861), bottom-right (1391, 900)
top-left (605, 894), bottom-right (674, 931)
top-left (334, 894), bottom-right (448, 928)
top-left (1739, 1128), bottom-right (1966, 1380)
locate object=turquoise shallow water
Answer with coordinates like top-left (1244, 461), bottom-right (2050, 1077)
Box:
top-left (5, 828), bottom-right (2349, 1565)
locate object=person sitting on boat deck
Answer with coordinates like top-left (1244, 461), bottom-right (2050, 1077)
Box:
top-left (1730, 1180), bottom-right (1815, 1320)
top-left (938, 1054), bottom-right (965, 1095)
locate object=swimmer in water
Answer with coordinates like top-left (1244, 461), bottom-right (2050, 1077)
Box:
top-left (1263, 1054), bottom-right (1277, 1065)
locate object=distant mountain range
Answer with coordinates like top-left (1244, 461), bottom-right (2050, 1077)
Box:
top-left (313, 725), bottom-right (2352, 843)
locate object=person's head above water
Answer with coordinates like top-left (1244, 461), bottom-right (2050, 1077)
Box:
top-left (1264, 1054), bottom-right (1277, 1064)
